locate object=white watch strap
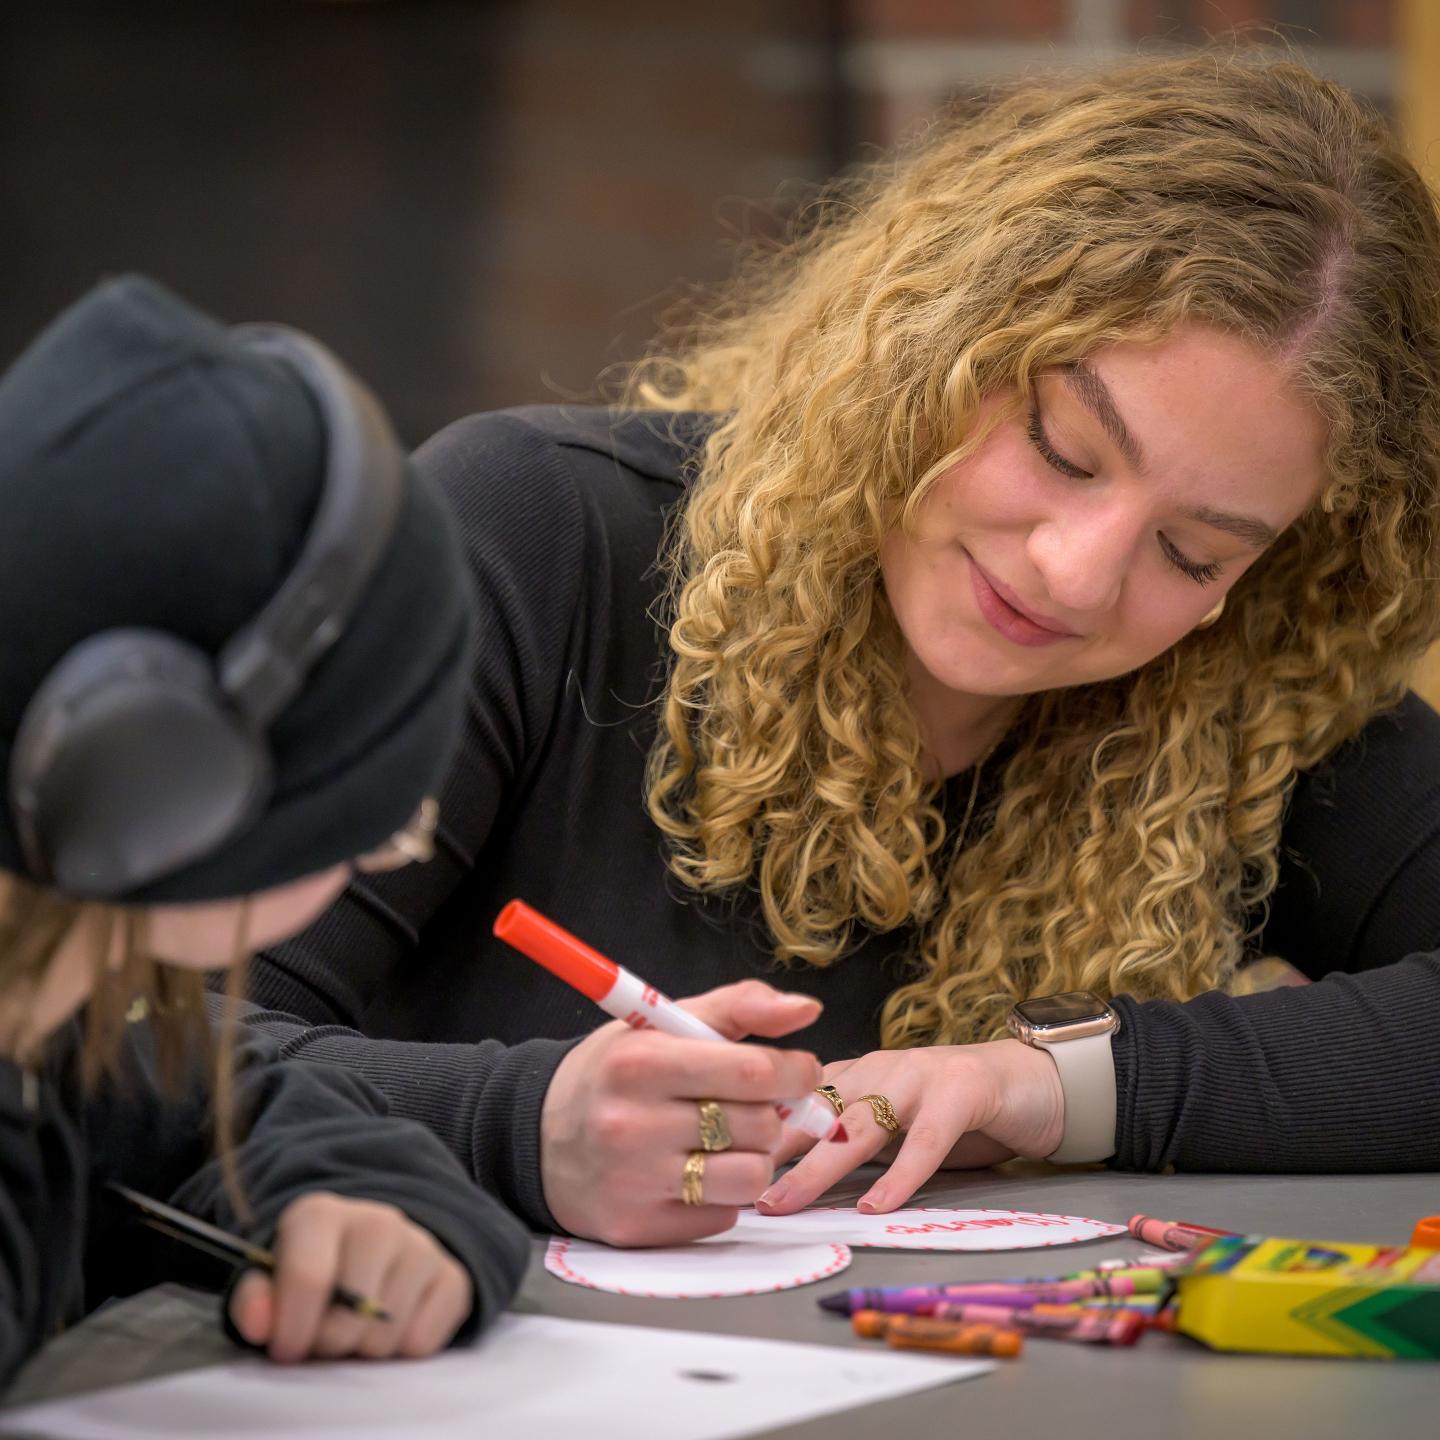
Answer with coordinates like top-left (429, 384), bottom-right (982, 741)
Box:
top-left (1042, 1030), bottom-right (1117, 1164)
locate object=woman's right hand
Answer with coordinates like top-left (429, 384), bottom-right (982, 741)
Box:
top-left (539, 980), bottom-right (824, 1246)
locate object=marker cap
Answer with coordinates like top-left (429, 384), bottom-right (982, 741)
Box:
top-left (1411, 1215), bottom-right (1440, 1249)
top-left (493, 899), bottom-right (618, 1002)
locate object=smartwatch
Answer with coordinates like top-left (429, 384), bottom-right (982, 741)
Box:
top-left (1006, 991), bottom-right (1120, 1164)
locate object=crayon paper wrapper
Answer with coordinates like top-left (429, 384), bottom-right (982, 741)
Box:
top-left (546, 1233), bottom-right (852, 1298)
top-left (738, 1206), bottom-right (1126, 1250)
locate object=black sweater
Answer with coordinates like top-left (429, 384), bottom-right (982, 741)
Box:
top-left (0, 1010), bottom-right (529, 1389)
top-left (243, 406), bottom-right (1440, 1230)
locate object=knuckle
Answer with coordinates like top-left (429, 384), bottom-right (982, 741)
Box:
top-left (788, 1052), bottom-right (823, 1086)
top-left (399, 1326), bottom-right (443, 1360)
top-left (902, 1122), bottom-right (946, 1156)
top-left (754, 1110), bottom-right (783, 1149)
top-left (588, 1101), bottom-right (635, 1149)
top-left (603, 1036), bottom-right (662, 1089)
top-left (691, 1207), bottom-right (741, 1241)
top-left (736, 1155), bottom-right (774, 1195)
top-left (598, 1214), bottom-right (649, 1249)
top-left (282, 1257), bottom-right (335, 1295)
top-left (312, 1316), bottom-right (364, 1358)
top-left (734, 1053), bottom-right (774, 1091)
top-left (281, 1190), bottom-right (340, 1225)
top-left (356, 1327), bottom-right (400, 1361)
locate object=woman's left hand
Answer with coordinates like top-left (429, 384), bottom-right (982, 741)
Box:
top-left (755, 1039), bottom-right (1065, 1215)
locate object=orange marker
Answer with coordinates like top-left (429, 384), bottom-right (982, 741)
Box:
top-left (493, 900), bottom-right (845, 1142)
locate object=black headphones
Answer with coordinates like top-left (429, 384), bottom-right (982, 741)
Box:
top-left (6, 325), bottom-right (405, 899)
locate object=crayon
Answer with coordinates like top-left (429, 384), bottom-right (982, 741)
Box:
top-left (859, 1314), bottom-right (1024, 1358)
top-left (1128, 1213), bottom-right (1238, 1252)
top-left (817, 1269), bottom-right (1170, 1315)
top-left (1075, 1294), bottom-right (1166, 1314)
top-left (921, 1303), bottom-right (1145, 1346)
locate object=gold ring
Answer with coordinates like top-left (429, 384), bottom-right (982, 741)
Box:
top-left (681, 1150), bottom-right (706, 1206)
top-left (814, 1084), bottom-right (845, 1116)
top-left (857, 1093), bottom-right (901, 1133)
top-left (697, 1099), bottom-right (733, 1152)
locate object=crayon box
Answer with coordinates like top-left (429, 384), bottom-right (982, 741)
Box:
top-left (1174, 1235), bottom-right (1440, 1359)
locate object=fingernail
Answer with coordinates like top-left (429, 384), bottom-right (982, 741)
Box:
top-left (757, 1181), bottom-right (789, 1210)
top-left (857, 1191), bottom-right (882, 1214)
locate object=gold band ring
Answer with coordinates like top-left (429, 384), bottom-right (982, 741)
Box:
top-left (857, 1093), bottom-right (902, 1133)
top-left (697, 1099), bottom-right (733, 1153)
top-left (681, 1150), bottom-right (707, 1206)
top-left (814, 1084), bottom-right (846, 1117)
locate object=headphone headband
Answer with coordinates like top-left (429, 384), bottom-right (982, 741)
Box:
top-left (219, 325), bottom-right (404, 723)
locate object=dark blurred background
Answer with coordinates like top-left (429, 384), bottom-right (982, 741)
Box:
top-left (2, 1), bottom-right (1416, 449)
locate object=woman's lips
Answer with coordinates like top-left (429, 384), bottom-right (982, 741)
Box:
top-left (967, 554), bottom-right (1079, 648)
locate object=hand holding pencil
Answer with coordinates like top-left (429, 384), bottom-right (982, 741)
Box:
top-left (226, 1192), bottom-right (473, 1364)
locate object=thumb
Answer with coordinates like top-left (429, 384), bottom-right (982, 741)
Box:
top-left (228, 1269), bottom-right (275, 1346)
top-left (677, 979), bottom-right (823, 1041)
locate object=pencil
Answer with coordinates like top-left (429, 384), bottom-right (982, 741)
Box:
top-left (107, 1183), bottom-right (392, 1323)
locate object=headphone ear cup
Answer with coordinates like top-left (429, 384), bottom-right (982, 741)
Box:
top-left (8, 630), bottom-right (273, 898)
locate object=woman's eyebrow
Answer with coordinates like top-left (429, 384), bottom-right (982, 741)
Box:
top-left (1064, 361), bottom-right (1145, 471)
top-left (1176, 504), bottom-right (1278, 549)
top-left (1064, 361), bottom-right (1278, 550)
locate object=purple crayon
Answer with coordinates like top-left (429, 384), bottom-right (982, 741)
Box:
top-left (817, 1273), bottom-right (1161, 1316)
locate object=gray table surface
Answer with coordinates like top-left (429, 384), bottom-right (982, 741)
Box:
top-left (3, 1164), bottom-right (1436, 1438)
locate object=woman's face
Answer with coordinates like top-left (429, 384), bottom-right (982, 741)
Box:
top-left (879, 325), bottom-right (1328, 709)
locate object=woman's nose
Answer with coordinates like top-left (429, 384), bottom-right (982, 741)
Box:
top-left (1026, 506), bottom-right (1140, 617)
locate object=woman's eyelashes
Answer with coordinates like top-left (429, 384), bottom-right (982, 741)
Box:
top-left (1158, 534), bottom-right (1223, 586)
top-left (1026, 407), bottom-right (1092, 480)
top-left (1025, 405), bottom-right (1223, 587)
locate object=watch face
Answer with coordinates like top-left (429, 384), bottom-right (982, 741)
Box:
top-left (1015, 991), bottom-right (1111, 1027)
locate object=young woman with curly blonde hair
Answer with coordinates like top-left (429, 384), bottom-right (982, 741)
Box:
top-left (247, 50), bottom-right (1440, 1244)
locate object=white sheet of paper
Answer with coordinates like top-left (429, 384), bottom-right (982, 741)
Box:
top-left (0, 1314), bottom-right (990, 1440)
top-left (546, 1231), bottom-right (851, 1297)
top-left (735, 1206), bottom-right (1127, 1251)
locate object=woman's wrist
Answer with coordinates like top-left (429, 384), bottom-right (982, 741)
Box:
top-left (992, 1037), bottom-right (1067, 1158)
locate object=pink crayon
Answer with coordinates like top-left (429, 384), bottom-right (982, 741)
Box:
top-left (927, 1301), bottom-right (1146, 1346)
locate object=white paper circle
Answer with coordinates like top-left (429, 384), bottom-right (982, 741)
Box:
top-left (734, 1206), bottom-right (1126, 1251)
top-left (546, 1232), bottom-right (852, 1299)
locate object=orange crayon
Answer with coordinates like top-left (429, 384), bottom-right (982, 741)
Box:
top-left (853, 1312), bottom-right (1023, 1358)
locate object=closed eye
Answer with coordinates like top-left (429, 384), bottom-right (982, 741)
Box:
top-left (1159, 534), bottom-right (1222, 586)
top-left (1026, 407), bottom-right (1092, 480)
top-left (1028, 404), bottom-right (1224, 587)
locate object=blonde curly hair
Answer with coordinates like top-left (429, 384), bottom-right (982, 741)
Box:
top-left (630, 51), bottom-right (1440, 1047)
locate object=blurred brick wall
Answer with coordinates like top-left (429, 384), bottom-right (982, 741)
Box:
top-left (0, 1), bottom-right (833, 440)
top-left (0, 1), bottom-right (1400, 430)
top-left (468, 0), bottom-right (829, 408)
top-left (818, 0), bottom-right (1396, 145)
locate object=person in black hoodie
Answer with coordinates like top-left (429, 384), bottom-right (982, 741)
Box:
top-left (0, 275), bottom-right (529, 1388)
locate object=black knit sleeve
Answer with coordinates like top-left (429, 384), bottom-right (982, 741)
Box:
top-left (1110, 951), bottom-right (1440, 1172)
top-left (1108, 695), bottom-right (1440, 1172)
top-left (1260, 692), bottom-right (1440, 974)
top-left (236, 412), bottom-right (592, 1228)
